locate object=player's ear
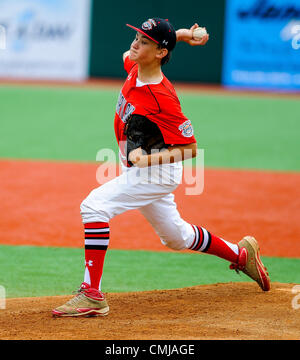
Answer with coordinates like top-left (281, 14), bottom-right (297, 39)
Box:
top-left (156, 48), bottom-right (168, 61)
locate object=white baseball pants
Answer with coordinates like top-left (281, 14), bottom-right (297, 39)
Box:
top-left (80, 162), bottom-right (195, 250)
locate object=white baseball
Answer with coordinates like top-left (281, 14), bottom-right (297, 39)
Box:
top-left (193, 27), bottom-right (207, 40)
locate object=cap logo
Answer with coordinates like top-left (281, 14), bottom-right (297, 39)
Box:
top-left (142, 18), bottom-right (157, 31)
top-left (162, 40), bottom-right (168, 45)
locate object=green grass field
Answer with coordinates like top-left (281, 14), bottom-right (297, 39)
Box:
top-left (2, 245), bottom-right (300, 298)
top-left (1, 85), bottom-right (299, 298)
top-left (1, 86), bottom-right (299, 170)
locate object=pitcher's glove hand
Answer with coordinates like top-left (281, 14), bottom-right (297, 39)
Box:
top-left (124, 114), bottom-right (167, 166)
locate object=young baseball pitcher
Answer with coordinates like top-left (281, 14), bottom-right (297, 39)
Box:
top-left (53, 18), bottom-right (270, 317)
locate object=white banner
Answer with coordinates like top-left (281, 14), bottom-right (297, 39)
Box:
top-left (0, 0), bottom-right (92, 81)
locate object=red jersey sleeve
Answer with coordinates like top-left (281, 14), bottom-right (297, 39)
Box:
top-left (124, 54), bottom-right (137, 74)
top-left (145, 88), bottom-right (197, 145)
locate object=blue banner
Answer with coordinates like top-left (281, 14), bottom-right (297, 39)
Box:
top-left (222, 0), bottom-right (300, 91)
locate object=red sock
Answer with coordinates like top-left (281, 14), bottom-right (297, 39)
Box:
top-left (84, 222), bottom-right (109, 290)
top-left (189, 225), bottom-right (239, 263)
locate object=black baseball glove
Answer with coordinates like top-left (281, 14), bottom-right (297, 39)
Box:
top-left (123, 114), bottom-right (168, 166)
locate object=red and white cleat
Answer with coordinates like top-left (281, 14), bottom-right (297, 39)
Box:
top-left (230, 236), bottom-right (271, 292)
top-left (52, 282), bottom-right (109, 317)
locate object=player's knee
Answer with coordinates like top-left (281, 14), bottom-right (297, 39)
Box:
top-left (80, 198), bottom-right (93, 220)
top-left (80, 199), bottom-right (88, 214)
top-left (80, 189), bottom-right (99, 214)
top-left (80, 195), bottom-right (110, 223)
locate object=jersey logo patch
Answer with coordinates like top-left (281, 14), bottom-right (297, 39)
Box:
top-left (179, 120), bottom-right (194, 138)
top-left (116, 91), bottom-right (135, 123)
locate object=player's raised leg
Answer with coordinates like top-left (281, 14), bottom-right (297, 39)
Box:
top-left (140, 193), bottom-right (270, 291)
top-left (189, 226), bottom-right (270, 291)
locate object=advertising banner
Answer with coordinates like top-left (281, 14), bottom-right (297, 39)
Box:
top-left (0, 0), bottom-right (91, 80)
top-left (223, 0), bottom-right (300, 90)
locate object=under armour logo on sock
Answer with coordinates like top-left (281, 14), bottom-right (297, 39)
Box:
top-left (85, 260), bottom-right (93, 267)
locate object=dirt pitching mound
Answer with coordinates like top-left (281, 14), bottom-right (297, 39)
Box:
top-left (1, 282), bottom-right (299, 340)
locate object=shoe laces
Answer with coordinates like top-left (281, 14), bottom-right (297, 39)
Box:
top-left (229, 250), bottom-right (269, 277)
top-left (229, 263), bottom-right (243, 274)
top-left (64, 284), bottom-right (91, 306)
top-left (229, 247), bottom-right (248, 274)
top-left (65, 291), bottom-right (86, 307)
top-left (72, 285), bottom-right (85, 295)
top-left (70, 284), bottom-right (104, 302)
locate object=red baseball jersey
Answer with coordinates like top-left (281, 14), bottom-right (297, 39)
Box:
top-left (114, 55), bottom-right (196, 166)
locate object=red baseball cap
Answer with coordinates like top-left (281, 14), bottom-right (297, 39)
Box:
top-left (126, 18), bottom-right (177, 51)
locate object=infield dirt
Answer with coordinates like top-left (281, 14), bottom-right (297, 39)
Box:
top-left (0, 282), bottom-right (299, 340)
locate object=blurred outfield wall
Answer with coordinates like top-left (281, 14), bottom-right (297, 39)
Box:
top-left (90, 0), bottom-right (300, 89)
top-left (0, 0), bottom-right (299, 89)
top-left (89, 0), bottom-right (226, 83)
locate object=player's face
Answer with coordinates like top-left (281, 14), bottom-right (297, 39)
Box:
top-left (129, 32), bottom-right (167, 65)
